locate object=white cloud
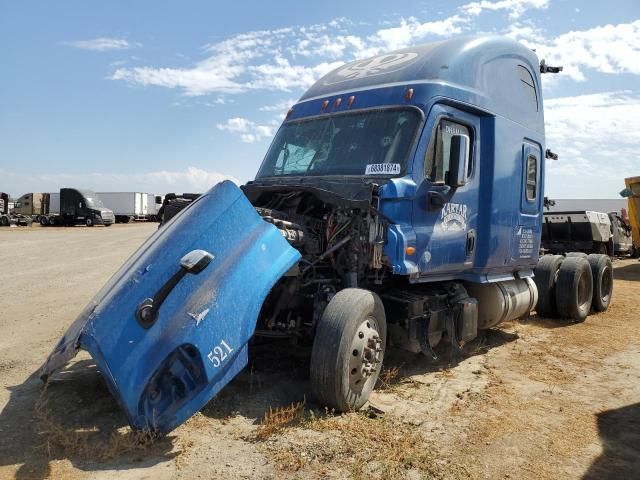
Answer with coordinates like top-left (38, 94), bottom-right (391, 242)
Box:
top-left (544, 91), bottom-right (640, 197)
top-left (216, 117), bottom-right (276, 143)
top-left (2, 167), bottom-right (237, 197)
top-left (62, 37), bottom-right (131, 51)
top-left (369, 15), bottom-right (467, 52)
top-left (108, 12), bottom-right (470, 96)
top-left (259, 99), bottom-right (298, 113)
top-left (462, 0), bottom-right (549, 19)
top-left (535, 20), bottom-right (640, 82)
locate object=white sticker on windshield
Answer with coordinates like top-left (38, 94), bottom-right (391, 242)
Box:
top-left (365, 163), bottom-right (401, 175)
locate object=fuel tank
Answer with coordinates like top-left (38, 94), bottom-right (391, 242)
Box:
top-left (465, 278), bottom-right (538, 329)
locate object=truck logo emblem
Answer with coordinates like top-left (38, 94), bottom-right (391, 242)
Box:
top-left (188, 308), bottom-right (210, 326)
top-left (440, 202), bottom-right (468, 231)
top-left (324, 52), bottom-right (419, 85)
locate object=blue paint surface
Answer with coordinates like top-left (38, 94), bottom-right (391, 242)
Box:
top-left (285, 35), bottom-right (545, 282)
top-left (41, 181), bottom-right (300, 432)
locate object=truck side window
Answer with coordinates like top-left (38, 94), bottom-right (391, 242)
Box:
top-left (518, 66), bottom-right (538, 112)
top-left (526, 154), bottom-right (537, 201)
top-left (425, 119), bottom-right (471, 183)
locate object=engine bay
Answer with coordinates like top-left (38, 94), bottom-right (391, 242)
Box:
top-left (248, 188), bottom-right (389, 340)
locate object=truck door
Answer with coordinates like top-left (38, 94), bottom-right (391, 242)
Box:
top-left (413, 105), bottom-right (481, 276)
top-left (511, 141), bottom-right (543, 262)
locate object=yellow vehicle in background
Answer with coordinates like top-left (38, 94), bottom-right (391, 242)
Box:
top-left (623, 176), bottom-right (640, 257)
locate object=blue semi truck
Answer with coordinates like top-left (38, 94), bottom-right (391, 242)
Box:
top-left (40, 36), bottom-right (613, 433)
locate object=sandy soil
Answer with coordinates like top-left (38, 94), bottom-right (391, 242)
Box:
top-left (0, 223), bottom-right (638, 479)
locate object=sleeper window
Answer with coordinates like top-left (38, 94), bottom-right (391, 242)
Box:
top-left (526, 154), bottom-right (537, 201)
top-left (425, 119), bottom-right (471, 183)
top-left (518, 65), bottom-right (538, 112)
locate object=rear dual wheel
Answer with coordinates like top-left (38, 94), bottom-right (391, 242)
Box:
top-left (533, 255), bottom-right (563, 318)
top-left (587, 254), bottom-right (613, 312)
top-left (535, 254), bottom-right (612, 323)
top-left (555, 257), bottom-right (593, 322)
top-left (310, 288), bottom-right (386, 412)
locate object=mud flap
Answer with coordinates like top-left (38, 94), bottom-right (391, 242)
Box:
top-left (39, 181), bottom-right (301, 433)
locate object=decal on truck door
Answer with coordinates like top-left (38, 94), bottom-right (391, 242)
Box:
top-left (440, 202), bottom-right (468, 231)
top-left (516, 226), bottom-right (535, 258)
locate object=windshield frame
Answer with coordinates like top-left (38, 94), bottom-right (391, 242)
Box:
top-left (255, 105), bottom-right (425, 180)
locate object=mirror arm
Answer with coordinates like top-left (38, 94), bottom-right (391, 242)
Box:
top-left (135, 250), bottom-right (213, 329)
top-left (136, 268), bottom-right (188, 328)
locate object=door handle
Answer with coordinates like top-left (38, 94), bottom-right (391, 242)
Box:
top-left (466, 229), bottom-right (476, 256)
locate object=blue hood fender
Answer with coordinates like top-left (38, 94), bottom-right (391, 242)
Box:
top-left (40, 181), bottom-right (301, 433)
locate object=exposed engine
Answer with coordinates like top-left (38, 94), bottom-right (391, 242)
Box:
top-left (249, 189), bottom-right (388, 340)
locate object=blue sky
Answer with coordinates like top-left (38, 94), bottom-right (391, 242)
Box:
top-left (1, 0), bottom-right (639, 197)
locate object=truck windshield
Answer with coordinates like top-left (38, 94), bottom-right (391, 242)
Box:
top-left (256, 108), bottom-right (421, 178)
top-left (85, 196), bottom-right (104, 208)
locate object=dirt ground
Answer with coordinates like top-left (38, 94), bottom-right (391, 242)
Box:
top-left (0, 223), bottom-right (638, 479)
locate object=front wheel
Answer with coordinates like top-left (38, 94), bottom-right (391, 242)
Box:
top-left (310, 288), bottom-right (386, 412)
top-left (86, 218), bottom-right (94, 227)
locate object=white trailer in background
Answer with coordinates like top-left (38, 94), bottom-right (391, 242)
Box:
top-left (146, 194), bottom-right (164, 221)
top-left (97, 192), bottom-right (150, 223)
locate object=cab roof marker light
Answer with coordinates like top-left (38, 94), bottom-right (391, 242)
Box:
top-left (334, 97), bottom-right (342, 108)
top-left (321, 99), bottom-right (329, 111)
top-left (347, 95), bottom-right (356, 107)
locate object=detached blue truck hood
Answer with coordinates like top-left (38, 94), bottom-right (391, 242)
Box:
top-left (40, 181), bottom-right (300, 433)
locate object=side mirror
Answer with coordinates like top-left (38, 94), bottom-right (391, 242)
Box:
top-left (447, 134), bottom-right (470, 188)
top-left (180, 249), bottom-right (214, 274)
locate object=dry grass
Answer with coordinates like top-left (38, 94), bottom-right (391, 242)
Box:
top-left (254, 399), bottom-right (306, 440)
top-left (34, 383), bottom-right (160, 461)
top-left (259, 407), bottom-right (455, 479)
top-left (376, 365), bottom-right (401, 390)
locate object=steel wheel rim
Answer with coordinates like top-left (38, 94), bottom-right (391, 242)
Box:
top-left (600, 266), bottom-right (613, 303)
top-left (577, 271), bottom-right (591, 308)
top-left (348, 316), bottom-right (383, 391)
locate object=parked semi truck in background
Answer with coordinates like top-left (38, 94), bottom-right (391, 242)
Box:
top-left (37, 188), bottom-right (115, 226)
top-left (41, 36), bottom-right (615, 434)
top-left (541, 210), bottom-right (614, 255)
top-left (0, 192), bottom-right (33, 227)
top-left (97, 192), bottom-right (153, 223)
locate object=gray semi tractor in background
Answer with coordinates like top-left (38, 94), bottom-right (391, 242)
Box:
top-left (28, 188), bottom-right (115, 226)
top-left (541, 208), bottom-right (633, 256)
top-left (0, 192), bottom-right (33, 227)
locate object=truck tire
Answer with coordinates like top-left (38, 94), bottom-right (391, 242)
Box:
top-left (310, 288), bottom-right (386, 412)
top-left (555, 257), bottom-right (593, 322)
top-left (566, 252), bottom-right (588, 258)
top-left (48, 216), bottom-right (56, 226)
top-left (587, 254), bottom-right (613, 312)
top-left (0, 216), bottom-right (9, 227)
top-left (39, 216), bottom-right (48, 226)
top-left (534, 255), bottom-right (563, 318)
top-left (86, 218), bottom-right (94, 227)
